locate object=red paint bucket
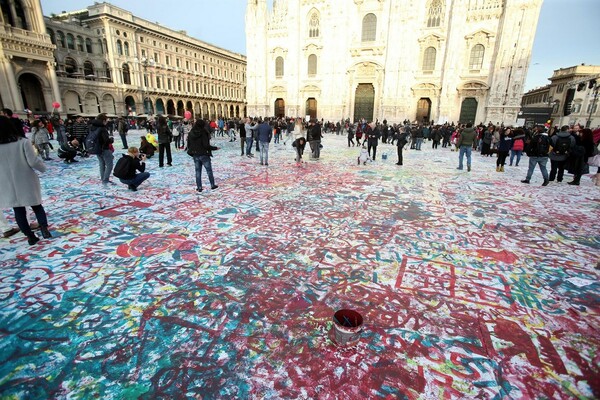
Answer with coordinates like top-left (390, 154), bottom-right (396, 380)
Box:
top-left (332, 309), bottom-right (363, 345)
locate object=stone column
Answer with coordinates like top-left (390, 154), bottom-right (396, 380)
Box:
top-left (0, 56), bottom-right (24, 112)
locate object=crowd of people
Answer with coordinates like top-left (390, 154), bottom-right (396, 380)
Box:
top-left (1, 107), bottom-right (599, 246)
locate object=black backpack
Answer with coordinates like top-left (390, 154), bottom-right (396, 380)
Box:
top-left (553, 135), bottom-right (571, 155)
top-left (532, 134), bottom-right (550, 157)
top-left (85, 126), bottom-right (103, 155)
top-left (113, 155), bottom-right (132, 179)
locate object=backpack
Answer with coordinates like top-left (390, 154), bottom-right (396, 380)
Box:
top-left (528, 134), bottom-right (549, 157)
top-left (553, 135), bottom-right (571, 155)
top-left (113, 155), bottom-right (132, 179)
top-left (85, 126), bottom-right (103, 155)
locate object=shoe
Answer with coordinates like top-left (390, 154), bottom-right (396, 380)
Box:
top-left (457, 167), bottom-right (463, 170)
top-left (71, 159), bottom-right (79, 162)
top-left (467, 166), bottom-right (471, 172)
top-left (260, 162), bottom-right (264, 165)
top-left (167, 163), bottom-right (172, 167)
top-left (28, 235), bottom-right (39, 246)
top-left (265, 163), bottom-right (269, 166)
top-left (496, 166), bottom-right (500, 172)
top-left (3, 227), bottom-right (20, 238)
top-left (500, 166), bottom-right (504, 172)
top-left (542, 180), bottom-right (549, 186)
top-left (196, 188), bottom-right (203, 193)
top-left (567, 181), bottom-right (579, 186)
top-left (395, 163), bottom-right (402, 165)
top-left (40, 226), bottom-right (52, 239)
top-left (515, 163), bottom-right (519, 166)
top-left (30, 222), bottom-right (40, 230)
top-left (159, 165), bottom-right (164, 168)
top-left (521, 179), bottom-right (530, 184)
top-left (211, 185), bottom-right (218, 190)
top-left (128, 184), bottom-right (137, 191)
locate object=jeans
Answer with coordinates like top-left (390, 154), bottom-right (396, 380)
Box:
top-left (510, 150), bottom-right (522, 166)
top-left (119, 172), bottom-right (150, 189)
top-left (525, 156), bottom-right (549, 181)
top-left (97, 149), bottom-right (114, 183)
top-left (193, 155), bottom-right (215, 189)
top-left (259, 141), bottom-right (270, 164)
top-left (119, 133), bottom-right (128, 149)
top-left (246, 137), bottom-right (254, 155)
top-left (14, 205), bottom-right (47, 237)
top-left (416, 137), bottom-right (423, 150)
top-left (458, 146), bottom-right (472, 169)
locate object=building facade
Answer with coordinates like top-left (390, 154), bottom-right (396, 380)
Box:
top-left (246, 0), bottom-right (543, 125)
top-left (1, 1), bottom-right (247, 120)
top-left (0, 0), bottom-right (61, 117)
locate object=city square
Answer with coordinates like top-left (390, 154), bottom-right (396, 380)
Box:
top-left (1, 134), bottom-right (599, 398)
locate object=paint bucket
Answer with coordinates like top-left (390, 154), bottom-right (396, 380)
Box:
top-left (332, 309), bottom-right (363, 346)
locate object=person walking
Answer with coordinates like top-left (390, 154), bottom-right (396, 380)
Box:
top-left (187, 119), bottom-right (219, 192)
top-left (0, 116), bottom-right (52, 245)
top-left (156, 116), bottom-right (173, 167)
top-left (457, 123), bottom-right (477, 171)
top-left (521, 127), bottom-right (550, 186)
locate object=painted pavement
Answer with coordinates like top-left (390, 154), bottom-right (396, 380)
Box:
top-left (0, 131), bottom-right (599, 399)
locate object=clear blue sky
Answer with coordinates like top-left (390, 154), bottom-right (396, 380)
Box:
top-left (40, 0), bottom-right (600, 91)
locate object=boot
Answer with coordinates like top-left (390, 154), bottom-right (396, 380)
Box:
top-left (27, 234), bottom-right (40, 246)
top-left (500, 166), bottom-right (504, 172)
top-left (496, 166), bottom-right (500, 172)
top-left (40, 226), bottom-right (52, 239)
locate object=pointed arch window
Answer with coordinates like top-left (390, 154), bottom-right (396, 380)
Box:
top-left (469, 44), bottom-right (485, 70)
top-left (308, 54), bottom-right (317, 76)
top-left (427, 0), bottom-right (443, 28)
top-left (361, 13), bottom-right (377, 42)
top-left (116, 40), bottom-right (123, 56)
top-left (66, 33), bottom-right (75, 50)
top-left (275, 56), bottom-right (284, 78)
top-left (309, 13), bottom-right (319, 38)
top-left (422, 47), bottom-right (436, 71)
top-left (122, 63), bottom-right (131, 85)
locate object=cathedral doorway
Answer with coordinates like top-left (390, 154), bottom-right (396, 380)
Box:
top-left (353, 83), bottom-right (374, 122)
top-left (125, 96), bottom-right (136, 116)
top-left (416, 98), bottom-right (431, 124)
top-left (459, 97), bottom-right (478, 124)
top-left (166, 99), bottom-right (176, 115)
top-left (306, 98), bottom-right (317, 120)
top-left (274, 98), bottom-right (285, 118)
top-left (19, 74), bottom-right (45, 113)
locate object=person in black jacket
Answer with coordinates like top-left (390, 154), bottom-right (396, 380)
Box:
top-left (187, 119), bottom-right (219, 192)
top-left (115, 147), bottom-right (150, 191)
top-left (156, 116), bottom-right (173, 167)
top-left (90, 113), bottom-right (114, 184)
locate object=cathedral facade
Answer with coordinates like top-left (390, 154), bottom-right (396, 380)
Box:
top-left (246, 0), bottom-right (543, 125)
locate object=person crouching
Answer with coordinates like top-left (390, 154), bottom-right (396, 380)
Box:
top-left (57, 138), bottom-right (80, 163)
top-left (113, 147), bottom-right (150, 191)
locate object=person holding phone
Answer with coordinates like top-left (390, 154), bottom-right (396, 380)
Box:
top-left (114, 147), bottom-right (150, 191)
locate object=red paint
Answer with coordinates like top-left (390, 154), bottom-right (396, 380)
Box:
top-left (494, 319), bottom-right (542, 368)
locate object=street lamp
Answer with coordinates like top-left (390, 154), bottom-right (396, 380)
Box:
top-left (138, 57), bottom-right (155, 115)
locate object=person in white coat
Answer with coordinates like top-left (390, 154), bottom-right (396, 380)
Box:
top-left (0, 116), bottom-right (52, 245)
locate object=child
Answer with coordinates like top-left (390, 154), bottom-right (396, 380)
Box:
top-left (292, 137), bottom-right (306, 163)
top-left (357, 145), bottom-right (370, 165)
top-left (32, 119), bottom-right (52, 160)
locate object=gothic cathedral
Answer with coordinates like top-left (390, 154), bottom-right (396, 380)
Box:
top-left (246, 0), bottom-right (543, 125)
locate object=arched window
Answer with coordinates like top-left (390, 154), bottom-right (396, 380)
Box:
top-left (309, 12), bottom-right (319, 38)
top-left (66, 33), bottom-right (75, 50)
top-left (124, 42), bottom-right (130, 56)
top-left (308, 54), bottom-right (317, 76)
top-left (76, 36), bottom-right (84, 52)
top-left (275, 56), bottom-right (284, 78)
top-left (85, 38), bottom-right (93, 53)
top-left (84, 61), bottom-right (94, 77)
top-left (361, 13), bottom-right (377, 42)
top-left (122, 63), bottom-right (131, 84)
top-left (104, 62), bottom-right (111, 82)
top-left (97, 39), bottom-right (104, 54)
top-left (422, 47), bottom-right (436, 71)
top-left (469, 44), bottom-right (485, 70)
top-left (427, 0), bottom-right (443, 27)
top-left (64, 57), bottom-right (78, 75)
top-left (47, 29), bottom-right (55, 45)
top-left (116, 40), bottom-right (123, 56)
top-left (56, 31), bottom-right (65, 48)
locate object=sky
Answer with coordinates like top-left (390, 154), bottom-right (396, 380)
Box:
top-left (40, 0), bottom-right (600, 91)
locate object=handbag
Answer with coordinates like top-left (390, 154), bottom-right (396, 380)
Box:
top-left (588, 154), bottom-right (600, 167)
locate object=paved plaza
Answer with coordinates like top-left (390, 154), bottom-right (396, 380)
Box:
top-left (1, 131), bottom-right (599, 399)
